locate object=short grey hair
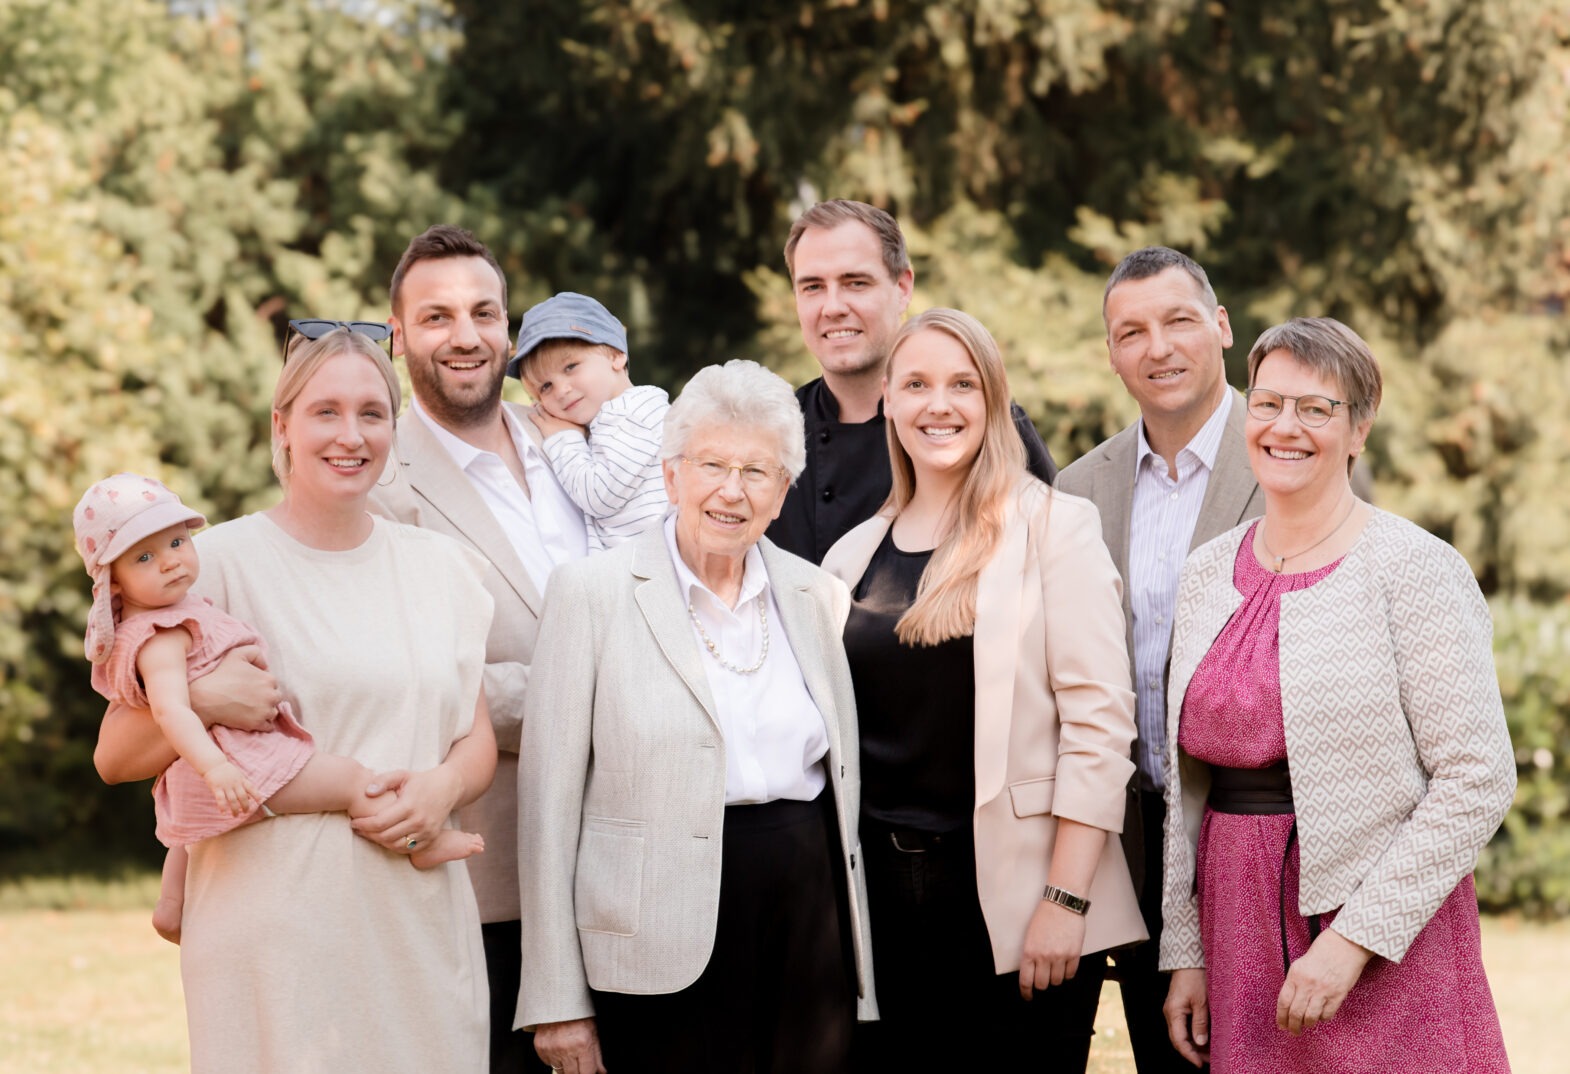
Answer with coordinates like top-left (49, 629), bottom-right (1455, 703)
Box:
top-left (662, 360), bottom-right (807, 481)
top-left (1247, 317), bottom-right (1382, 427)
top-left (1103, 245), bottom-right (1218, 319)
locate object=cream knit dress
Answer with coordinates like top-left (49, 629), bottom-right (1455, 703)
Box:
top-left (181, 513), bottom-right (492, 1073)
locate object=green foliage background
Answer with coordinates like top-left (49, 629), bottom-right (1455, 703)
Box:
top-left (2, 0), bottom-right (1565, 910)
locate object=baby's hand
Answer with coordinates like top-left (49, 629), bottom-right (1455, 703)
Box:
top-left (203, 760), bottom-right (259, 817)
top-left (527, 404), bottom-right (587, 440)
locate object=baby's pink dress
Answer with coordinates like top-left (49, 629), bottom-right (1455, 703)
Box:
top-left (96, 596), bottom-right (315, 847)
top-left (1177, 524), bottom-right (1509, 1072)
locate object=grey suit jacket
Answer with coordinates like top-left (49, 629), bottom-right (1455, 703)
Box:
top-left (514, 526), bottom-right (876, 1029)
top-left (369, 402), bottom-right (550, 923)
top-left (1055, 391), bottom-right (1263, 894)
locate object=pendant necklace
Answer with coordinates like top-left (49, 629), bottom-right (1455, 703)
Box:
top-left (1260, 497), bottom-right (1358, 573)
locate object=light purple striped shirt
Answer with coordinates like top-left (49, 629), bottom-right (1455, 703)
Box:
top-left (1127, 391), bottom-right (1233, 788)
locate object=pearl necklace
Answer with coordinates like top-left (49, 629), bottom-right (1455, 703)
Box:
top-left (688, 595), bottom-right (769, 675)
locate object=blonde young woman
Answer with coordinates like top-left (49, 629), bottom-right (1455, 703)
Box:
top-left (823, 308), bottom-right (1144, 1070)
top-left (95, 327), bottom-right (497, 1073)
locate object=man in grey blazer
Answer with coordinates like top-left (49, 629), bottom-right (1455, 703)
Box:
top-left (1055, 246), bottom-right (1262, 1073)
top-left (370, 225), bottom-right (589, 1073)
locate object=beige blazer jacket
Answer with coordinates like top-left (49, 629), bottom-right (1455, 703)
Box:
top-left (1054, 392), bottom-right (1263, 895)
top-left (513, 527), bottom-right (876, 1030)
top-left (1161, 510), bottom-right (1516, 969)
top-left (823, 478), bottom-right (1146, 971)
top-left (369, 402), bottom-right (547, 923)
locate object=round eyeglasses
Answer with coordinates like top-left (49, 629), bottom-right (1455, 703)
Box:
top-left (1245, 388), bottom-right (1348, 428)
top-left (679, 456), bottom-right (785, 489)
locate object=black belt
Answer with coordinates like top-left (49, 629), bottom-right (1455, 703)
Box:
top-left (863, 817), bottom-right (966, 854)
top-left (1206, 761), bottom-right (1321, 974)
top-left (1208, 760), bottom-right (1294, 814)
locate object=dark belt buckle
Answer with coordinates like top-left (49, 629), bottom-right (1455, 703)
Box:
top-left (888, 831), bottom-right (929, 853)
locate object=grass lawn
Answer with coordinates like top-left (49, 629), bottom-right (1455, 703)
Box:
top-left (1, 875), bottom-right (1563, 1073)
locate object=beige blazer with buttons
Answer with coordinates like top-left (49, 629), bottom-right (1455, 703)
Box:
top-left (513, 526), bottom-right (876, 1030)
top-left (823, 477), bottom-right (1147, 972)
top-left (368, 401), bottom-right (549, 924)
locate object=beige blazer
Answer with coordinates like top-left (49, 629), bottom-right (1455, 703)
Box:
top-left (513, 527), bottom-right (876, 1029)
top-left (823, 478), bottom-right (1146, 971)
top-left (1054, 392), bottom-right (1263, 894)
top-left (368, 402), bottom-right (547, 923)
top-left (1161, 509), bottom-right (1516, 968)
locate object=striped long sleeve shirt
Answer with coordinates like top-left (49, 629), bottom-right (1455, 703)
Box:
top-left (541, 384), bottom-right (671, 551)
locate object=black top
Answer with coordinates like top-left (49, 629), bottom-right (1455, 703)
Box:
top-left (842, 528), bottom-right (976, 832)
top-left (767, 377), bottom-right (1058, 564)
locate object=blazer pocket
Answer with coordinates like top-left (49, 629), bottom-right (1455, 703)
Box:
top-left (1008, 776), bottom-right (1056, 818)
top-left (575, 816), bottom-right (645, 937)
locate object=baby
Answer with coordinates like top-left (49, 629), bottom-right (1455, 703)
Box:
top-left (74, 473), bottom-right (482, 942)
top-left (507, 291), bottom-right (670, 550)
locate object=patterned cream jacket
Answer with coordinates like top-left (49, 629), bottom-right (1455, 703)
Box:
top-left (1160, 509), bottom-right (1515, 969)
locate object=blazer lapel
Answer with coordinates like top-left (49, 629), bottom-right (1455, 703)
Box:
top-left (1085, 426), bottom-right (1139, 658)
top-left (820, 512), bottom-right (891, 592)
top-left (631, 528), bottom-right (720, 731)
top-left (762, 542), bottom-right (841, 751)
top-left (971, 484), bottom-right (1031, 807)
top-left (396, 407), bottom-right (547, 616)
top-left (1165, 543), bottom-right (1245, 752)
top-left (1091, 428), bottom-right (1138, 584)
top-left (1191, 391), bottom-right (1261, 551)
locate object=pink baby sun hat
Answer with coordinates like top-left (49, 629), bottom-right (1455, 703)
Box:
top-left (72, 473), bottom-right (206, 665)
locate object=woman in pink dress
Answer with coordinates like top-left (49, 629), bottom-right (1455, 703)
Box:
top-left (1160, 317), bottom-right (1514, 1072)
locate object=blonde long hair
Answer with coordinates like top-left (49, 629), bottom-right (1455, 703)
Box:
top-left (885, 308), bottom-right (1026, 646)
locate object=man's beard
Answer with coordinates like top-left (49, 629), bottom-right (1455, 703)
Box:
top-left (409, 349), bottom-right (507, 430)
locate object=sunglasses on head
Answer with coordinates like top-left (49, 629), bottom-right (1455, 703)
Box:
top-left (283, 319), bottom-right (393, 361)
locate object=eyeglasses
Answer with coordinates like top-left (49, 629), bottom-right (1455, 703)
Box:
top-left (283, 319), bottom-right (393, 362)
top-left (1245, 388), bottom-right (1348, 428)
top-left (679, 456), bottom-right (785, 489)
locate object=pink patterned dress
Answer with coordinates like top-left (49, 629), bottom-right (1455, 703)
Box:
top-left (1178, 524), bottom-right (1509, 1072)
top-left (96, 595), bottom-right (315, 847)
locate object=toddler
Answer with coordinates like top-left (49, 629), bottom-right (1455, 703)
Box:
top-left (74, 473), bottom-right (482, 942)
top-left (508, 291), bottom-right (669, 549)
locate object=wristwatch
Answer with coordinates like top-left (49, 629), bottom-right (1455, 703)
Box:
top-left (1042, 884), bottom-right (1091, 915)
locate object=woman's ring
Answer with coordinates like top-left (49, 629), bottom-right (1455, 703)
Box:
top-left (405, 837), bottom-right (418, 850)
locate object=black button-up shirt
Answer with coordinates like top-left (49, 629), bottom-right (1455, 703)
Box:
top-left (768, 378), bottom-right (1058, 564)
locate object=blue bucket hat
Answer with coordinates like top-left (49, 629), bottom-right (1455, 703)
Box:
top-left (507, 291), bottom-right (629, 379)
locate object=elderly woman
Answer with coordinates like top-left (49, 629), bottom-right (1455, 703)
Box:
top-left (1160, 317), bottom-right (1513, 1072)
top-left (823, 309), bottom-right (1143, 1071)
top-left (517, 359), bottom-right (873, 1074)
top-left (94, 326), bottom-right (497, 1071)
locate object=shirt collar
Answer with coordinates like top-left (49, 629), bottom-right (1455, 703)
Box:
top-left (663, 513), bottom-right (771, 612)
top-left (410, 396), bottom-right (542, 472)
top-left (806, 377), bottom-right (885, 424)
top-left (1134, 389), bottom-right (1232, 475)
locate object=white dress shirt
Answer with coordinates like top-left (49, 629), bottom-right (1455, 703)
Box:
top-left (1127, 390), bottom-right (1232, 789)
top-left (663, 516), bottom-right (829, 805)
top-left (409, 398), bottom-right (589, 596)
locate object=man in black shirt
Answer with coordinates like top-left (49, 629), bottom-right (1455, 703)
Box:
top-left (766, 200), bottom-right (1056, 563)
